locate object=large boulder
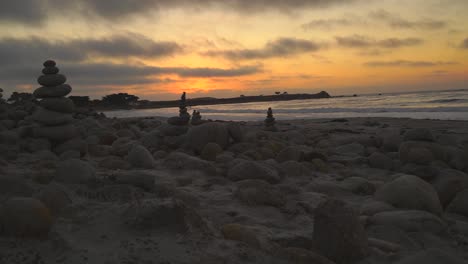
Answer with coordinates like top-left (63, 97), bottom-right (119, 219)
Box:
top-left (313, 199), bottom-right (369, 263)
top-left (399, 141), bottom-right (445, 164)
top-left (227, 160), bottom-right (280, 184)
top-left (127, 145), bottom-right (154, 169)
top-left (447, 188), bottom-right (468, 217)
top-left (374, 174), bottom-right (443, 215)
top-left (432, 169), bottom-right (468, 208)
top-left (369, 210), bottom-right (446, 234)
top-left (403, 128), bottom-right (434, 142)
top-left (55, 159), bottom-right (96, 184)
top-left (0, 197), bottom-right (53, 237)
top-left (186, 122), bottom-right (230, 153)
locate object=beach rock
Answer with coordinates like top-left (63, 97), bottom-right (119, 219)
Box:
top-left (186, 122), bottom-right (230, 153)
top-left (432, 169), bottom-right (468, 207)
top-left (313, 199), bottom-right (369, 263)
top-left (157, 123), bottom-right (188, 136)
top-left (403, 128), bottom-right (434, 142)
top-left (201, 142), bottom-right (223, 161)
top-left (399, 141), bottom-right (445, 164)
top-left (360, 201), bottom-right (395, 216)
top-left (227, 122), bottom-right (243, 142)
top-left (382, 130), bottom-right (402, 152)
top-left (369, 210), bottom-right (446, 233)
top-left (98, 132), bottom-right (118, 145)
top-left (444, 146), bottom-right (468, 171)
top-left (55, 159), bottom-right (96, 184)
top-left (276, 146), bottom-right (304, 163)
top-left (111, 137), bottom-right (135, 156)
top-left (43, 60), bottom-right (56, 67)
top-left (0, 177), bottom-right (34, 199)
top-left (35, 183), bottom-right (72, 215)
top-left (37, 74), bottom-right (66, 87)
top-left (340, 177), bottom-right (376, 195)
top-left (59, 150), bottom-right (80, 160)
top-left (447, 188), bottom-right (468, 217)
top-left (401, 163), bottom-right (439, 180)
top-left (235, 179), bottom-right (286, 207)
top-left (113, 171), bottom-right (155, 191)
top-left (99, 156), bottom-right (131, 170)
top-left (33, 84), bottom-right (72, 98)
top-left (127, 145), bottom-right (154, 169)
top-left (368, 152), bottom-right (394, 170)
top-left (335, 142), bottom-right (365, 156)
top-left (395, 248), bottom-right (466, 264)
top-left (405, 147), bottom-right (434, 165)
top-left (227, 160), bottom-right (280, 184)
top-left (24, 138), bottom-right (51, 153)
top-left (140, 131), bottom-right (162, 152)
top-left (374, 174), bottom-right (443, 215)
top-left (32, 107), bottom-right (73, 126)
top-left (221, 223), bottom-right (262, 249)
top-left (280, 160), bottom-right (311, 177)
top-left (163, 152), bottom-right (216, 175)
top-left (40, 97), bottom-right (74, 113)
top-left (54, 138), bottom-right (88, 156)
top-left (0, 197), bottom-right (52, 237)
top-left (33, 123), bottom-right (78, 142)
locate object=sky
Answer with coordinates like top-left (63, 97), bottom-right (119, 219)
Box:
top-left (0, 0), bottom-right (467, 100)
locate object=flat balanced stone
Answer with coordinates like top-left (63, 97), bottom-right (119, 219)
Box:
top-left (42, 66), bottom-right (59, 75)
top-left (33, 123), bottom-right (78, 142)
top-left (34, 84), bottom-right (72, 98)
top-left (40, 97), bottom-right (75, 113)
top-left (43, 60), bottom-right (56, 67)
top-left (37, 74), bottom-right (66, 87)
top-left (32, 107), bottom-right (73, 126)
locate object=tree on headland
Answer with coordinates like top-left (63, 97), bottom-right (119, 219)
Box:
top-left (101, 93), bottom-right (139, 106)
top-left (68, 96), bottom-right (90, 107)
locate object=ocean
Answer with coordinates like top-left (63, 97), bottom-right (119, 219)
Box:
top-left (104, 89), bottom-right (468, 121)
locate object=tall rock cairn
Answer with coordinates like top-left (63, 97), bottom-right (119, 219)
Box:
top-left (32, 60), bottom-right (77, 143)
top-left (167, 92), bottom-right (191, 126)
top-left (264, 107), bottom-right (278, 131)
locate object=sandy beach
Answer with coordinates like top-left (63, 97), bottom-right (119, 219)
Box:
top-left (1, 113), bottom-right (468, 264)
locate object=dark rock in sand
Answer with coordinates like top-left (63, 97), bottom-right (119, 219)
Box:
top-left (0, 197), bottom-right (52, 237)
top-left (37, 74), bottom-right (66, 87)
top-left (374, 174), bottom-right (443, 215)
top-left (55, 159), bottom-right (96, 184)
top-left (40, 97), bottom-right (75, 113)
top-left (33, 84), bottom-right (72, 98)
top-left (313, 199), bottom-right (369, 264)
top-left (403, 128), bottom-right (434, 142)
top-left (227, 160), bottom-right (280, 184)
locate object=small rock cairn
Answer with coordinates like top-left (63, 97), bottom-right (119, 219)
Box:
top-left (167, 92), bottom-right (191, 126)
top-left (191, 110), bottom-right (203, 125)
top-left (32, 60), bottom-right (77, 142)
top-left (264, 107), bottom-right (278, 131)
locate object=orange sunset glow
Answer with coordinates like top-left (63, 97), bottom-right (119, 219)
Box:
top-left (1, 1), bottom-right (467, 100)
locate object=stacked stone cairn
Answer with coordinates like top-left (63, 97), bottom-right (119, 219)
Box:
top-left (31, 60), bottom-right (78, 143)
top-left (167, 92), bottom-right (191, 126)
top-left (191, 110), bottom-right (203, 126)
top-left (264, 107), bottom-right (278, 131)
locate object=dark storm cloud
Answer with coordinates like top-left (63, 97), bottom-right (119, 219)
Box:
top-left (369, 9), bottom-right (447, 30)
top-left (0, 34), bottom-right (181, 66)
top-left (364, 60), bottom-right (458, 67)
top-left (0, 0), bottom-right (357, 25)
top-left (202, 38), bottom-right (323, 60)
top-left (336, 35), bottom-right (423, 48)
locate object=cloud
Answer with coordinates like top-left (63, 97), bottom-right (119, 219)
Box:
top-left (364, 60), bottom-right (458, 67)
top-left (301, 18), bottom-right (353, 30)
top-left (369, 9), bottom-right (447, 30)
top-left (336, 35), bottom-right (423, 48)
top-left (1, 0), bottom-right (357, 25)
top-left (0, 34), bottom-right (182, 66)
top-left (202, 38), bottom-right (323, 60)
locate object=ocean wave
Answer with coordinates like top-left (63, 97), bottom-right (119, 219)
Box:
top-left (197, 106), bottom-right (468, 114)
top-left (426, 99), bottom-right (468, 104)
